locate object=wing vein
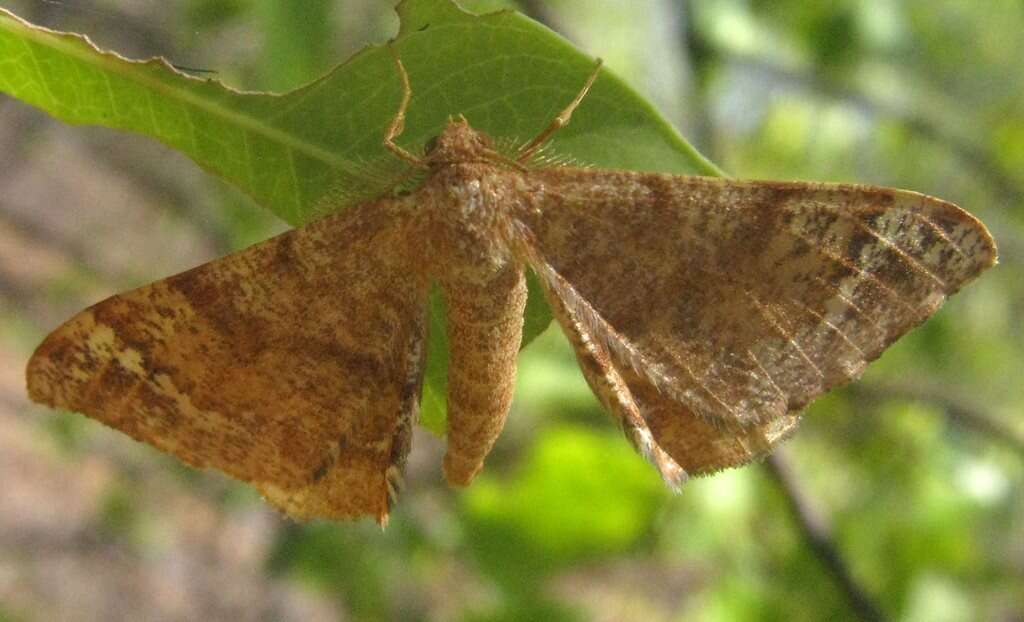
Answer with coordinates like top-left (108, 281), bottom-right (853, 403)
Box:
top-left (849, 217), bottom-right (948, 289)
top-left (747, 348), bottom-right (787, 402)
top-left (909, 203), bottom-right (970, 260)
top-left (811, 275), bottom-right (888, 339)
top-left (658, 343), bottom-right (744, 421)
top-left (519, 234), bottom-right (741, 421)
top-left (780, 223), bottom-right (920, 315)
top-left (745, 291), bottom-right (826, 381)
top-left (786, 296), bottom-right (868, 358)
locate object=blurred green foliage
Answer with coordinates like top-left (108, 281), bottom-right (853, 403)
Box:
top-left (3, 0), bottom-right (1022, 620)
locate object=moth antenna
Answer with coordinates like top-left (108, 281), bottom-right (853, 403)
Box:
top-left (383, 46), bottom-right (427, 168)
top-left (516, 58), bottom-right (603, 163)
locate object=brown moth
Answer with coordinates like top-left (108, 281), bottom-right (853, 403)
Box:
top-left (26, 55), bottom-right (997, 525)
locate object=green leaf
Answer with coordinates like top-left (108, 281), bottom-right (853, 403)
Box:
top-left (463, 425), bottom-right (665, 577)
top-left (252, 0), bottom-right (337, 91)
top-left (0, 0), bottom-right (722, 430)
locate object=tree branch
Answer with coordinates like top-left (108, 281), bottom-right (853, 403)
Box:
top-left (852, 379), bottom-right (1024, 459)
top-left (763, 452), bottom-right (888, 622)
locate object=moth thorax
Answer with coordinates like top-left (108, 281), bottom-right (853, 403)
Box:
top-left (425, 176), bottom-right (514, 281)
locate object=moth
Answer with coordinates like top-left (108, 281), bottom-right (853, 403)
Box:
top-left (26, 55), bottom-right (997, 525)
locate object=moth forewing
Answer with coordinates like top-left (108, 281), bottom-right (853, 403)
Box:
top-left (518, 169), bottom-right (996, 432)
top-left (27, 198), bottom-right (430, 524)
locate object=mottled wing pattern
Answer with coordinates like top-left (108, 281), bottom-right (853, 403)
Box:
top-left (522, 169), bottom-right (995, 473)
top-left (627, 372), bottom-right (801, 476)
top-left (27, 199), bottom-right (428, 523)
top-left (527, 243), bottom-right (801, 478)
top-left (527, 251), bottom-right (687, 486)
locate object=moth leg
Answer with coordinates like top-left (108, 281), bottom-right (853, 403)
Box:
top-left (383, 47), bottom-right (427, 168)
top-left (442, 265), bottom-right (528, 487)
top-left (529, 255), bottom-right (687, 490)
top-left (516, 58), bottom-right (603, 163)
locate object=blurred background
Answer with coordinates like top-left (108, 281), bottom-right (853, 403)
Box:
top-left (1, 1), bottom-right (1021, 620)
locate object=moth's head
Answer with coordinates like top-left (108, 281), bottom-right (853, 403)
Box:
top-left (424, 115), bottom-right (496, 165)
